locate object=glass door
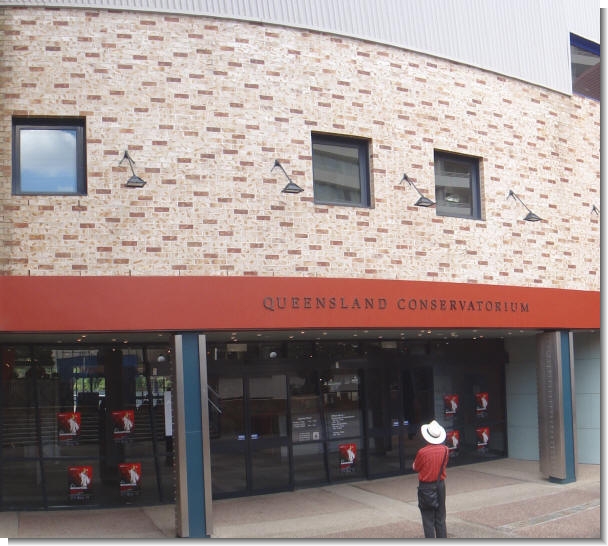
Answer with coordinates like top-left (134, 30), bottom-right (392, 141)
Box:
top-left (289, 370), bottom-right (327, 487)
top-left (247, 373), bottom-right (289, 494)
top-left (321, 369), bottom-right (364, 482)
top-left (208, 369), bottom-right (290, 498)
top-left (208, 374), bottom-right (247, 498)
top-left (364, 362), bottom-right (431, 478)
top-left (365, 365), bottom-right (403, 477)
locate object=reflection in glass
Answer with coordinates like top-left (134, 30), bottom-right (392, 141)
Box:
top-left (251, 445), bottom-right (289, 492)
top-left (209, 375), bottom-right (244, 440)
top-left (313, 142), bottom-right (361, 205)
top-left (0, 344), bottom-right (174, 509)
top-left (435, 156), bottom-right (474, 218)
top-left (293, 443), bottom-right (326, 486)
top-left (210, 450), bottom-right (247, 497)
top-left (249, 375), bottom-right (286, 439)
top-left (290, 371), bottom-right (327, 485)
top-left (20, 129), bottom-right (78, 193)
top-left (571, 42), bottom-right (600, 100)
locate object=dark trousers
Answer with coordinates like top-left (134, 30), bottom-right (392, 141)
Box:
top-left (418, 480), bottom-right (447, 538)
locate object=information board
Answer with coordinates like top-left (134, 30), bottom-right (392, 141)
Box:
top-left (292, 414), bottom-right (322, 443)
top-left (327, 410), bottom-right (360, 439)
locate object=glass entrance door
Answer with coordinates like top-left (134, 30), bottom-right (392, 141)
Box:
top-left (321, 369), bottom-right (364, 482)
top-left (365, 361), bottom-right (432, 478)
top-left (289, 370), bottom-right (327, 487)
top-left (208, 370), bottom-right (290, 498)
top-left (248, 373), bottom-right (289, 493)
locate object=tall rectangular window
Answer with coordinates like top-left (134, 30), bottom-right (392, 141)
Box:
top-left (312, 133), bottom-right (371, 207)
top-left (12, 118), bottom-right (86, 195)
top-left (434, 152), bottom-right (481, 220)
top-left (570, 34), bottom-right (600, 101)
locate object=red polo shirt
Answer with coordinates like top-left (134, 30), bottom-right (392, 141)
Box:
top-left (413, 444), bottom-right (449, 482)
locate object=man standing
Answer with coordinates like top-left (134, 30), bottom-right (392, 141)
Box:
top-left (413, 420), bottom-right (449, 538)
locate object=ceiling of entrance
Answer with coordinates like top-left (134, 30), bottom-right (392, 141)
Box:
top-left (0, 328), bottom-right (558, 346)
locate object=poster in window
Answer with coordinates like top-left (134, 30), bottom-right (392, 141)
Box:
top-left (339, 443), bottom-right (357, 472)
top-left (446, 430), bottom-right (460, 454)
top-left (68, 465), bottom-right (93, 502)
top-left (444, 394), bottom-right (459, 416)
top-left (476, 426), bottom-right (490, 451)
top-left (475, 392), bottom-right (489, 415)
top-left (119, 462), bottom-right (142, 498)
top-left (111, 409), bottom-right (134, 442)
top-left (57, 412), bottom-right (81, 443)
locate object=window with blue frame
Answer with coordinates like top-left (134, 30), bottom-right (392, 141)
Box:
top-left (570, 34), bottom-right (600, 101)
top-left (434, 151), bottom-right (481, 220)
top-left (312, 133), bottom-right (371, 208)
top-left (12, 118), bottom-right (87, 195)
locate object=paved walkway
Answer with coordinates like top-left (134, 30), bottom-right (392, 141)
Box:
top-left (0, 459), bottom-right (600, 540)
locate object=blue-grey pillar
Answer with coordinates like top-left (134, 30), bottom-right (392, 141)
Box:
top-left (174, 334), bottom-right (212, 538)
top-left (536, 331), bottom-right (576, 484)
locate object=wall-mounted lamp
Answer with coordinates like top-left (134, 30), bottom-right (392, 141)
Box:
top-left (401, 173), bottom-right (435, 207)
top-left (591, 205), bottom-right (600, 215)
top-left (507, 190), bottom-right (542, 222)
top-left (119, 150), bottom-right (147, 188)
top-left (272, 160), bottom-right (304, 194)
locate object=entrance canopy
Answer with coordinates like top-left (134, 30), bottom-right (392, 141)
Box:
top-left (0, 276), bottom-right (599, 333)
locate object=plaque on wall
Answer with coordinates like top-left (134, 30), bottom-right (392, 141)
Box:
top-left (292, 414), bottom-right (322, 443)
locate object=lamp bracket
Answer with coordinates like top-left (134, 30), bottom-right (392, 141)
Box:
top-left (120, 150), bottom-right (147, 188)
top-left (273, 160), bottom-right (304, 194)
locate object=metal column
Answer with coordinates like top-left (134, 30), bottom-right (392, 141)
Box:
top-left (536, 331), bottom-right (577, 483)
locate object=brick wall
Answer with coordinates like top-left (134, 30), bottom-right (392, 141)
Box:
top-left (0, 7), bottom-right (600, 290)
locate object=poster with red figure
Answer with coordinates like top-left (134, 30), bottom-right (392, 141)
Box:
top-left (119, 462), bottom-right (142, 497)
top-left (446, 430), bottom-right (460, 451)
top-left (476, 426), bottom-right (490, 449)
top-left (339, 443), bottom-right (357, 472)
top-left (111, 409), bottom-right (135, 441)
top-left (68, 465), bottom-right (93, 501)
top-left (444, 394), bottom-right (459, 415)
top-left (475, 392), bottom-right (489, 414)
top-left (57, 412), bottom-right (81, 442)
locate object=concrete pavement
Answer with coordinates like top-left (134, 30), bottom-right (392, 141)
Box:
top-left (0, 458), bottom-right (600, 540)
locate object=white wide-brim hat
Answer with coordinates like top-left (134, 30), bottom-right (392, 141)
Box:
top-left (421, 420), bottom-right (446, 444)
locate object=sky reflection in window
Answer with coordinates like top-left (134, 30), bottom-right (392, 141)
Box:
top-left (19, 128), bottom-right (78, 193)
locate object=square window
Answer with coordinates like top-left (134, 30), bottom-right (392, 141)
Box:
top-left (434, 152), bottom-right (481, 220)
top-left (570, 34), bottom-right (600, 101)
top-left (12, 118), bottom-right (86, 195)
top-left (312, 133), bottom-right (370, 207)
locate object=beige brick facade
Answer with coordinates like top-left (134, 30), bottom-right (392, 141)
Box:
top-left (0, 7), bottom-right (600, 290)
